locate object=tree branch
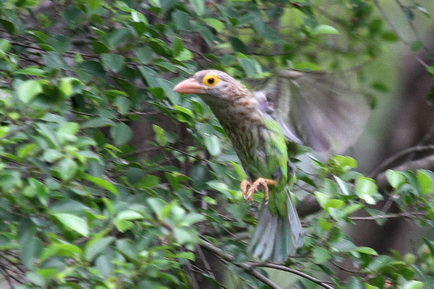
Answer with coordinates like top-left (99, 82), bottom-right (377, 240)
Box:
top-left (375, 153), bottom-right (434, 189)
top-left (373, 0), bottom-right (429, 68)
top-left (298, 149), bottom-right (434, 218)
top-left (249, 262), bottom-right (335, 289)
top-left (200, 240), bottom-right (281, 289)
top-left (200, 240), bottom-right (335, 289)
top-left (349, 211), bottom-right (426, 221)
top-left (369, 145), bottom-right (434, 178)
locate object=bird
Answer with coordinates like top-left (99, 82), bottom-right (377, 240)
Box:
top-left (173, 69), bottom-right (369, 262)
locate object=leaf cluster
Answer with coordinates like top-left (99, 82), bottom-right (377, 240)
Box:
top-left (0, 0), bottom-right (432, 289)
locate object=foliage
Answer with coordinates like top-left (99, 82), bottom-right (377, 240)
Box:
top-left (0, 0), bottom-right (433, 288)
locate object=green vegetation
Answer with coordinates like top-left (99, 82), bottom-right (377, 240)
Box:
top-left (0, 0), bottom-right (432, 288)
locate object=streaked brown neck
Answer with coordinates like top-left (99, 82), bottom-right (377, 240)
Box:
top-left (202, 86), bottom-right (263, 128)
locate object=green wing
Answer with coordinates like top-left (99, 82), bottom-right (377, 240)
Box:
top-left (252, 70), bottom-right (370, 156)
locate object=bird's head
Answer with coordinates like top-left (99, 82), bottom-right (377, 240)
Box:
top-left (173, 70), bottom-right (249, 100)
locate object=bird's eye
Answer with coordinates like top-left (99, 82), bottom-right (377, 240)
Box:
top-left (203, 74), bottom-right (221, 87)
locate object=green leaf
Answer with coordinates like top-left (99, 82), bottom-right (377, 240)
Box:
top-left (107, 28), bottom-right (130, 48)
top-left (114, 219), bottom-right (134, 232)
top-left (20, 236), bottom-right (42, 269)
top-left (85, 237), bottom-right (115, 261)
top-left (401, 280), bottom-right (424, 289)
top-left (173, 105), bottom-right (194, 117)
top-left (334, 176), bottom-right (351, 195)
top-left (82, 117), bottom-right (116, 128)
top-left (17, 143), bottom-right (38, 158)
top-left (134, 47), bottom-right (153, 64)
top-left (332, 155), bottom-right (357, 170)
top-left (59, 77), bottom-right (83, 99)
top-left (312, 24), bottom-right (339, 35)
top-left (386, 170), bottom-right (405, 189)
top-left (346, 277), bottom-right (364, 289)
top-left (138, 175), bottom-right (160, 188)
top-left (312, 246), bottom-right (331, 264)
top-left (101, 53), bottom-right (125, 73)
top-left (62, 6), bottom-right (84, 27)
top-left (114, 96), bottom-right (131, 115)
top-left (110, 122), bottom-right (132, 146)
top-left (52, 213), bottom-right (89, 237)
top-left (416, 170), bottom-right (433, 194)
top-left (16, 80), bottom-right (43, 103)
top-left (204, 18), bottom-right (224, 32)
top-left (15, 66), bottom-right (46, 77)
top-left (0, 125), bottom-right (10, 138)
top-left (203, 135), bottom-right (221, 156)
top-left (381, 31), bottom-right (399, 42)
top-left (332, 239), bottom-right (356, 253)
top-left (410, 40), bottom-right (423, 52)
top-left (356, 246), bottom-right (378, 255)
top-left (0, 38), bottom-right (11, 53)
top-left (138, 66), bottom-right (160, 88)
top-left (86, 0), bottom-right (102, 10)
top-left (40, 242), bottom-right (83, 262)
top-left (78, 61), bottom-right (105, 78)
top-left (152, 124), bottom-right (168, 146)
top-left (36, 123), bottom-right (60, 148)
top-left (367, 255), bottom-right (393, 272)
top-left (56, 122), bottom-right (79, 144)
top-left (55, 158), bottom-right (78, 181)
top-left (314, 191), bottom-right (329, 209)
top-left (83, 174), bottom-right (119, 195)
top-left (117, 210), bottom-right (144, 220)
top-left (173, 227), bottom-right (198, 244)
top-left (171, 251), bottom-right (195, 261)
top-left (338, 203), bottom-right (364, 218)
top-left (355, 177), bottom-right (378, 205)
top-left (189, 0), bottom-right (205, 16)
top-left (0, 171), bottom-right (22, 191)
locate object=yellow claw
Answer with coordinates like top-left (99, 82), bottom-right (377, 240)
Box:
top-left (240, 180), bottom-right (252, 201)
top-left (240, 178), bottom-right (276, 201)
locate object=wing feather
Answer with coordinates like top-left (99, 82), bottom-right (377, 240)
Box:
top-left (252, 70), bottom-right (369, 155)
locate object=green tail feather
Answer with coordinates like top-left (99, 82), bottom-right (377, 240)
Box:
top-left (248, 195), bottom-right (303, 262)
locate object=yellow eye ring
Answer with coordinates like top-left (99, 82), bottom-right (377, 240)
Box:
top-left (202, 74), bottom-right (220, 87)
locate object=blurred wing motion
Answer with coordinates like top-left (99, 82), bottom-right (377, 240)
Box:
top-left (252, 70), bottom-right (370, 155)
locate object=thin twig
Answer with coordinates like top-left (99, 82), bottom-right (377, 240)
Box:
top-left (369, 145), bottom-right (434, 178)
top-left (373, 0), bottom-right (429, 68)
top-left (184, 261), bottom-right (201, 289)
top-left (200, 240), bottom-right (282, 289)
top-left (200, 240), bottom-right (335, 289)
top-left (349, 211), bottom-right (425, 221)
top-left (395, 0), bottom-right (430, 54)
top-left (249, 262), bottom-right (335, 289)
top-left (330, 261), bottom-right (359, 274)
top-left (376, 153), bottom-right (434, 188)
top-left (196, 245), bottom-right (218, 281)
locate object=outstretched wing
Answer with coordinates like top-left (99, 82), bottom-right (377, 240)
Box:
top-left (252, 70), bottom-right (370, 155)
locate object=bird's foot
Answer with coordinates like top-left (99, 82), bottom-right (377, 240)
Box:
top-left (240, 178), bottom-right (276, 201)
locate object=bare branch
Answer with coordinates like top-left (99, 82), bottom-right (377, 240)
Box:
top-left (369, 145), bottom-right (434, 178)
top-left (349, 211), bottom-right (426, 221)
top-left (200, 240), bottom-right (282, 289)
top-left (373, 0), bottom-right (429, 68)
top-left (200, 240), bottom-right (335, 289)
top-left (249, 262), bottom-right (335, 289)
top-left (376, 153), bottom-right (434, 189)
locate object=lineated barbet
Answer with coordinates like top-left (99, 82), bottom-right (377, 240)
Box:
top-left (173, 69), bottom-right (369, 262)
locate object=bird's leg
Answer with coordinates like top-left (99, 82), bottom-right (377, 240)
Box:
top-left (243, 178), bottom-right (276, 201)
top-left (240, 180), bottom-right (252, 200)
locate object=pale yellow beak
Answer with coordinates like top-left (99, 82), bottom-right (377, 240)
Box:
top-left (173, 78), bottom-right (205, 94)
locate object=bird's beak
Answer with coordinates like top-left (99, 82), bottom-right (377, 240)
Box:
top-left (173, 78), bottom-right (205, 94)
